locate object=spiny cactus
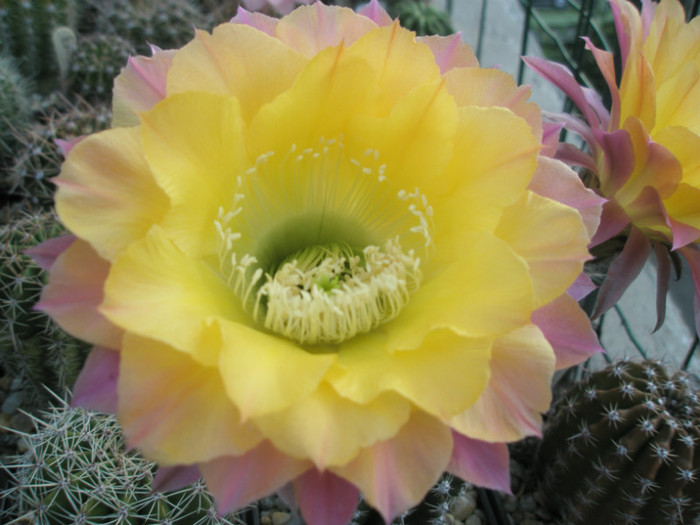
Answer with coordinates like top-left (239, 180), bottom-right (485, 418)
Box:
top-left (0, 53), bottom-right (32, 159)
top-left (3, 402), bottom-right (247, 525)
top-left (68, 34), bottom-right (134, 102)
top-left (538, 360), bottom-right (700, 525)
top-left (89, 0), bottom-right (205, 55)
top-left (4, 97), bottom-right (111, 207)
top-left (0, 0), bottom-right (80, 82)
top-left (389, 0), bottom-right (454, 37)
top-left (0, 209), bottom-right (90, 408)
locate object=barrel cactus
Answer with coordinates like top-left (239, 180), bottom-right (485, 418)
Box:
top-left (5, 97), bottom-right (111, 207)
top-left (69, 34), bottom-right (134, 101)
top-left (538, 360), bottom-right (700, 525)
top-left (3, 403), bottom-right (247, 524)
top-left (0, 209), bottom-right (89, 407)
top-left (389, 0), bottom-right (454, 36)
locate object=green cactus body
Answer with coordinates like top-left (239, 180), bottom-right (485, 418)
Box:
top-left (5, 98), bottom-right (111, 207)
top-left (3, 403), bottom-right (246, 524)
top-left (539, 360), bottom-right (700, 525)
top-left (0, 0), bottom-right (79, 82)
top-left (0, 53), bottom-right (32, 158)
top-left (390, 0), bottom-right (455, 36)
top-left (89, 0), bottom-right (205, 55)
top-left (0, 210), bottom-right (90, 406)
top-left (69, 34), bottom-right (134, 102)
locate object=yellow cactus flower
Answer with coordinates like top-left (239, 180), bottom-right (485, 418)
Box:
top-left (527, 0), bottom-right (700, 327)
top-left (37, 2), bottom-right (601, 523)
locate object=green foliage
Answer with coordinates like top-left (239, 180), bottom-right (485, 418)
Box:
top-left (4, 97), bottom-right (111, 207)
top-left (389, 0), bottom-right (455, 36)
top-left (538, 360), bottom-right (700, 525)
top-left (0, 53), bottom-right (33, 158)
top-left (0, 209), bottom-right (89, 407)
top-left (3, 403), bottom-right (247, 525)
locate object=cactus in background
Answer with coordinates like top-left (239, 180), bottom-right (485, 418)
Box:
top-left (3, 403), bottom-right (247, 524)
top-left (538, 360), bottom-right (700, 525)
top-left (0, 0), bottom-right (80, 82)
top-left (0, 53), bottom-right (32, 159)
top-left (69, 34), bottom-right (134, 102)
top-left (89, 0), bottom-right (206, 55)
top-left (389, 0), bottom-right (454, 36)
top-left (4, 97), bottom-right (111, 207)
top-left (0, 209), bottom-right (89, 407)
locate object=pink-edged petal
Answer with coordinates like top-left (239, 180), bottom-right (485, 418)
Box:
top-left (590, 200), bottom-right (630, 246)
top-left (668, 214), bottom-right (700, 251)
top-left (71, 347), bottom-right (119, 413)
top-left (419, 33), bottom-right (479, 74)
top-left (152, 465), bottom-right (202, 492)
top-left (532, 293), bottom-right (603, 369)
top-left (582, 37), bottom-right (618, 128)
top-left (568, 271), bottom-right (596, 301)
top-left (231, 6), bottom-right (278, 35)
top-left (332, 411), bottom-right (452, 523)
top-left (112, 48), bottom-right (176, 127)
top-left (294, 469), bottom-right (360, 525)
top-left (541, 121), bottom-right (563, 158)
top-left (653, 241), bottom-right (671, 332)
top-left (449, 325), bottom-right (553, 442)
top-left (25, 235), bottom-right (76, 271)
top-left (599, 128), bottom-right (636, 195)
top-left (593, 226), bottom-right (651, 318)
top-left (37, 240), bottom-right (122, 349)
top-left (358, 0), bottom-right (393, 26)
top-left (679, 244), bottom-right (700, 336)
top-left (447, 433), bottom-right (511, 493)
top-left (523, 56), bottom-right (601, 129)
top-left (527, 156), bottom-right (604, 239)
top-left (55, 137), bottom-right (83, 157)
top-left (554, 143), bottom-right (598, 171)
top-left (200, 441), bottom-right (310, 515)
top-left (274, 3), bottom-right (378, 57)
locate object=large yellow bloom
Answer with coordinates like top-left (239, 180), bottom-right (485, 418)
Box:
top-left (38, 2), bottom-right (599, 522)
top-left (527, 0), bottom-right (700, 324)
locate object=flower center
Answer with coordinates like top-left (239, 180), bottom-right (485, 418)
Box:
top-left (215, 138), bottom-right (432, 345)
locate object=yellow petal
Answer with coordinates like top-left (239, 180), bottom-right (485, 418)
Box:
top-left (331, 410), bottom-right (452, 523)
top-left (246, 42), bottom-right (375, 160)
top-left (435, 106), bottom-right (540, 240)
top-left (253, 382), bottom-right (411, 469)
top-left (663, 183), bottom-right (700, 234)
top-left (654, 125), bottom-right (700, 187)
top-left (140, 92), bottom-right (248, 258)
top-left (118, 332), bottom-right (261, 465)
top-left (218, 318), bottom-right (335, 419)
top-left (655, 62), bottom-right (700, 136)
top-left (329, 328), bottom-right (491, 419)
top-left (345, 23), bottom-right (442, 117)
top-left (383, 230), bottom-right (533, 349)
top-left (619, 52), bottom-right (656, 130)
top-left (495, 191), bottom-right (589, 308)
top-left (167, 24), bottom-right (307, 122)
top-left (443, 67), bottom-right (542, 141)
top-left (344, 78), bottom-right (458, 198)
top-left (274, 3), bottom-right (378, 57)
top-left (55, 127), bottom-right (168, 262)
top-left (101, 226), bottom-right (243, 366)
top-left (449, 324), bottom-right (554, 442)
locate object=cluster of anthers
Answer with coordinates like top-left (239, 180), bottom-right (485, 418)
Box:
top-left (214, 137), bottom-right (433, 345)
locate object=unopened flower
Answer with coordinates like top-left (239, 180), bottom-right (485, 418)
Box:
top-left (36, 2), bottom-right (601, 523)
top-left (526, 0), bottom-right (700, 328)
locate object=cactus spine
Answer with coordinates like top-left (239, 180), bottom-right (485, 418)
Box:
top-left (538, 360), bottom-right (700, 525)
top-left (3, 403), bottom-right (246, 524)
